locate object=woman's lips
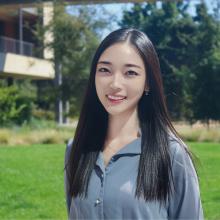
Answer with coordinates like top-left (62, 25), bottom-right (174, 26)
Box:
top-left (106, 95), bottom-right (127, 104)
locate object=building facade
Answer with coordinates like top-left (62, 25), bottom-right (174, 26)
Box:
top-left (0, 2), bottom-right (54, 79)
top-left (0, 0), bottom-right (145, 80)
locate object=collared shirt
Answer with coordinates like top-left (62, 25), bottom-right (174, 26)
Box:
top-left (64, 137), bottom-right (204, 220)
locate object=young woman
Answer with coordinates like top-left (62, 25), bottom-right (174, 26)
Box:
top-left (64, 28), bottom-right (204, 219)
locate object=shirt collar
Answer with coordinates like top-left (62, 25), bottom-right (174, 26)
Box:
top-left (95, 136), bottom-right (142, 168)
top-left (114, 137), bottom-right (142, 155)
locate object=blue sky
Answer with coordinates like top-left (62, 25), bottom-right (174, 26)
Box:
top-left (67, 0), bottom-right (217, 39)
top-left (100, 0), bottom-right (217, 38)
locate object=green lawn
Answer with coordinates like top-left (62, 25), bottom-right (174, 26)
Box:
top-left (0, 144), bottom-right (67, 220)
top-left (0, 142), bottom-right (219, 219)
top-left (189, 142), bottom-right (220, 220)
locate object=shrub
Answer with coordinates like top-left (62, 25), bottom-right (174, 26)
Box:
top-left (0, 129), bottom-right (10, 144)
top-left (0, 86), bottom-right (34, 126)
top-left (32, 109), bottom-right (55, 121)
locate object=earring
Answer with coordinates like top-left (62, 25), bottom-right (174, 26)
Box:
top-left (145, 89), bottom-right (149, 96)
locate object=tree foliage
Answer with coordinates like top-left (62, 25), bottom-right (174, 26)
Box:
top-left (0, 84), bottom-right (35, 126)
top-left (1, 0), bottom-right (220, 125)
top-left (120, 1), bottom-right (220, 122)
top-left (34, 1), bottom-right (109, 116)
top-left (191, 2), bottom-right (220, 123)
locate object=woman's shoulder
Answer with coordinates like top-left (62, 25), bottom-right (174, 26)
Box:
top-left (167, 138), bottom-right (203, 219)
top-left (66, 138), bottom-right (73, 150)
top-left (168, 135), bottom-right (187, 158)
top-left (65, 138), bottom-right (73, 164)
top-left (168, 135), bottom-right (197, 179)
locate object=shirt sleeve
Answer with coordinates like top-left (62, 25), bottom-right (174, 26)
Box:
top-left (64, 139), bottom-right (73, 217)
top-left (168, 140), bottom-right (204, 219)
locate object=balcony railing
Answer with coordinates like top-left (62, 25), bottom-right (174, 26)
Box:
top-left (0, 36), bottom-right (34, 57)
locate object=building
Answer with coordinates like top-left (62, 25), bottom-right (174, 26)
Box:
top-left (0, 0), bottom-right (145, 80)
top-left (0, 0), bottom-right (144, 123)
top-left (0, 2), bottom-right (54, 80)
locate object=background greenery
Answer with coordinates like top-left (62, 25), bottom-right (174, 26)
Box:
top-left (0, 1), bottom-right (219, 220)
top-left (1, 0), bottom-right (220, 126)
top-left (119, 1), bottom-right (220, 123)
top-left (0, 122), bottom-right (220, 146)
top-left (0, 142), bottom-right (219, 219)
top-left (0, 144), bottom-right (67, 220)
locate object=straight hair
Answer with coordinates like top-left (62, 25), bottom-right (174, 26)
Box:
top-left (65, 28), bottom-right (186, 205)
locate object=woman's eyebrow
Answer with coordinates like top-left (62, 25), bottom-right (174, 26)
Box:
top-left (125, 64), bottom-right (142, 69)
top-left (98, 61), bottom-right (142, 69)
top-left (97, 61), bottom-right (112, 65)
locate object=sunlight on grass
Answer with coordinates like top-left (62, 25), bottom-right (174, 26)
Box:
top-left (0, 142), bottom-right (219, 219)
top-left (189, 142), bottom-right (220, 220)
top-left (0, 144), bottom-right (67, 220)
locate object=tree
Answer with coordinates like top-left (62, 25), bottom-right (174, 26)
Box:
top-left (33, 1), bottom-right (110, 123)
top-left (0, 82), bottom-right (35, 126)
top-left (120, 2), bottom-right (197, 120)
top-left (119, 1), bottom-right (220, 123)
top-left (191, 2), bottom-right (220, 125)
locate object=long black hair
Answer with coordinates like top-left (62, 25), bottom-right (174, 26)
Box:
top-left (65, 28), bottom-right (183, 204)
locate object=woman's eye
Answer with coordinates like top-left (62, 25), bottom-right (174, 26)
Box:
top-left (126, 70), bottom-right (138, 76)
top-left (98, 67), bottom-right (110, 73)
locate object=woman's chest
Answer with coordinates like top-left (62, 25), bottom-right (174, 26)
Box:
top-left (70, 155), bottom-right (168, 219)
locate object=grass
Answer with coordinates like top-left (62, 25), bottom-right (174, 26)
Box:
top-left (0, 142), bottom-right (219, 219)
top-left (189, 142), bottom-right (220, 220)
top-left (0, 121), bottom-right (220, 146)
top-left (0, 144), bottom-right (67, 220)
top-left (175, 122), bottom-right (220, 143)
top-left (0, 127), bottom-right (75, 146)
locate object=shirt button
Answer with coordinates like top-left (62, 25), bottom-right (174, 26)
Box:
top-left (95, 198), bottom-right (101, 206)
top-left (101, 173), bottom-right (104, 178)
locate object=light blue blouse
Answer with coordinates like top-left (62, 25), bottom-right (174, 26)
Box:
top-left (64, 136), bottom-right (204, 219)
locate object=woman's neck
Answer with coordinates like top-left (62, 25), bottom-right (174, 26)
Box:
top-left (106, 108), bottom-right (140, 142)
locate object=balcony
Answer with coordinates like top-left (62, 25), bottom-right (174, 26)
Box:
top-left (0, 36), bottom-right (54, 79)
top-left (0, 36), bottom-right (34, 57)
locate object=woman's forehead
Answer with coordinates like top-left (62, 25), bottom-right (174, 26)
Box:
top-left (98, 43), bottom-right (145, 68)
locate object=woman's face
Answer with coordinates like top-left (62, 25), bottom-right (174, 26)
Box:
top-left (95, 42), bottom-right (147, 116)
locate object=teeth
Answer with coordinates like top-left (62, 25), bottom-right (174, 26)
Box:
top-left (107, 95), bottom-right (126, 100)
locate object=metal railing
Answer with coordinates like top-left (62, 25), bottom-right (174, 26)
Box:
top-left (0, 36), bottom-right (34, 57)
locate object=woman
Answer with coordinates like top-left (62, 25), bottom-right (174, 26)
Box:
top-left (64, 28), bottom-right (203, 219)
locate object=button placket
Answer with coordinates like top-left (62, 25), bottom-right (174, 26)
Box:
top-left (105, 156), bottom-right (116, 174)
top-left (94, 162), bottom-right (105, 219)
top-left (100, 171), bottom-right (104, 187)
top-left (95, 198), bottom-right (101, 206)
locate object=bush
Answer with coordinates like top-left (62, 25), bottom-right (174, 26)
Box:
top-left (0, 86), bottom-right (33, 126)
top-left (0, 129), bottom-right (10, 144)
top-left (32, 109), bottom-right (55, 121)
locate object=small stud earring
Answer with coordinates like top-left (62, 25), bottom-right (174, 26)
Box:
top-left (145, 89), bottom-right (149, 96)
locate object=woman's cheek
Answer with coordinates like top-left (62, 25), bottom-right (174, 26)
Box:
top-left (127, 85), bottom-right (144, 101)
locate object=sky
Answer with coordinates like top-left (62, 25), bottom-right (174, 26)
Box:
top-left (66, 2), bottom-right (132, 38)
top-left (67, 0), bottom-right (217, 39)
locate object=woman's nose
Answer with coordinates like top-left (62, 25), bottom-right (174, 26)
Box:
top-left (110, 73), bottom-right (123, 89)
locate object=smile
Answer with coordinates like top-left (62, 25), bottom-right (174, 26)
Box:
top-left (106, 95), bottom-right (127, 104)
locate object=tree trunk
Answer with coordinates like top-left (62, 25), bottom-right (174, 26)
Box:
top-left (7, 77), bottom-right (14, 86)
top-left (54, 61), bottom-right (63, 125)
top-left (63, 100), bottom-right (70, 124)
